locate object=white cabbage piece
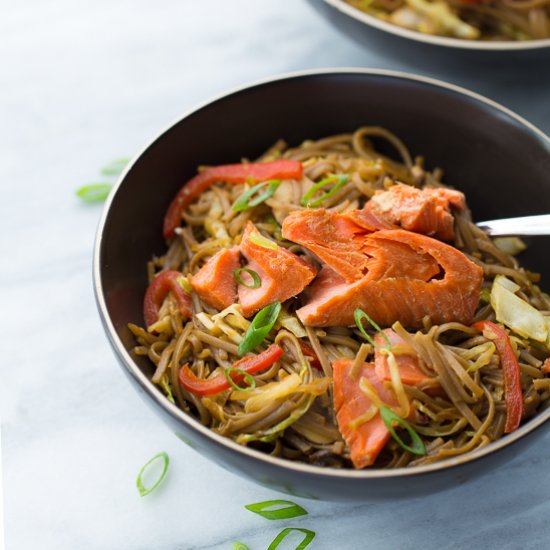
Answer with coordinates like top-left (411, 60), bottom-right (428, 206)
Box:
top-left (490, 276), bottom-right (547, 342)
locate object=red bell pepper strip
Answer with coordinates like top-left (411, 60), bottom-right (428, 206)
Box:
top-left (299, 341), bottom-right (323, 371)
top-left (163, 160), bottom-right (303, 239)
top-left (472, 321), bottom-right (523, 433)
top-left (542, 358), bottom-right (550, 375)
top-left (178, 343), bottom-right (284, 396)
top-left (143, 270), bottom-right (193, 327)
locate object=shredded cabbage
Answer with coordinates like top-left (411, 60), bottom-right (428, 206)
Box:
top-left (490, 276), bottom-right (548, 342)
top-left (277, 310), bottom-right (307, 339)
top-left (243, 374), bottom-right (301, 413)
top-left (494, 275), bottom-right (520, 294)
top-left (205, 198), bottom-right (229, 239)
top-left (236, 395), bottom-right (316, 444)
top-left (212, 304), bottom-right (250, 331)
top-left (493, 237), bottom-right (526, 256)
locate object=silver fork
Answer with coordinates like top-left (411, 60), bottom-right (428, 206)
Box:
top-left (476, 214), bottom-right (550, 237)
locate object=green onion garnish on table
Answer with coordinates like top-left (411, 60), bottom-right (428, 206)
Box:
top-left (75, 183), bottom-right (112, 203)
top-left (100, 157), bottom-right (130, 176)
top-left (238, 301), bottom-right (282, 355)
top-left (244, 499), bottom-right (308, 520)
top-left (267, 528), bottom-right (316, 550)
top-left (136, 451), bottom-right (170, 496)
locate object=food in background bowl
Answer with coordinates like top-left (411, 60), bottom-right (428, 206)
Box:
top-left (344, 0), bottom-right (550, 41)
top-left (128, 127), bottom-right (550, 470)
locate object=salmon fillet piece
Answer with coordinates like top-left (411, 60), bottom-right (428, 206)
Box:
top-left (191, 246), bottom-right (241, 311)
top-left (238, 221), bottom-right (317, 317)
top-left (374, 330), bottom-right (433, 386)
top-left (333, 359), bottom-right (399, 468)
top-left (345, 207), bottom-right (396, 232)
top-left (281, 208), bottom-right (435, 283)
top-left (295, 225), bottom-right (482, 328)
top-left (281, 209), bottom-right (371, 283)
top-left (365, 183), bottom-right (465, 241)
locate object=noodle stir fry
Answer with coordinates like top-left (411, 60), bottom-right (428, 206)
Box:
top-left (129, 127), bottom-right (550, 469)
top-left (346, 0), bottom-right (550, 41)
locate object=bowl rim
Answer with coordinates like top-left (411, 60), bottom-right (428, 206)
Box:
top-left (322, 0), bottom-right (550, 51)
top-left (94, 67), bottom-right (550, 481)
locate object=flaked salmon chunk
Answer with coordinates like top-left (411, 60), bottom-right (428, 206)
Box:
top-left (239, 221), bottom-right (317, 317)
top-left (282, 209), bottom-right (482, 328)
top-left (191, 247), bottom-right (241, 311)
top-left (366, 183), bottom-right (465, 241)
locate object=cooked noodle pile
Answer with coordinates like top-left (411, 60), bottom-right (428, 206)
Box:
top-left (346, 0), bottom-right (550, 41)
top-left (129, 127), bottom-right (550, 469)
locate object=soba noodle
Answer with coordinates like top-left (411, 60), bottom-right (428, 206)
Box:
top-left (129, 127), bottom-right (550, 469)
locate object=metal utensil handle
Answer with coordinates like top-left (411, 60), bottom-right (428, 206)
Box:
top-left (477, 214), bottom-right (550, 237)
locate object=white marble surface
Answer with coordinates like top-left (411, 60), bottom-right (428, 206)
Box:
top-left (2, 1), bottom-right (550, 549)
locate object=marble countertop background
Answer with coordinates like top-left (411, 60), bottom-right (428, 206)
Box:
top-left (2, 1), bottom-right (549, 548)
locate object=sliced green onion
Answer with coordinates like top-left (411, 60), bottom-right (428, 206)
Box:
top-left (238, 302), bottom-right (282, 355)
top-left (267, 528), bottom-right (316, 550)
top-left (136, 451), bottom-right (170, 496)
top-left (379, 405), bottom-right (426, 456)
top-left (264, 214), bottom-right (285, 241)
top-left (75, 183), bottom-right (112, 203)
top-left (233, 179), bottom-right (281, 212)
top-left (480, 287), bottom-right (491, 303)
top-left (249, 231), bottom-right (278, 250)
top-left (176, 275), bottom-right (192, 293)
top-left (225, 367), bottom-right (256, 392)
top-left (354, 308), bottom-right (391, 351)
top-left (300, 174), bottom-right (349, 207)
top-left (234, 268), bottom-right (262, 289)
top-left (232, 543), bottom-right (251, 550)
top-left (244, 499), bottom-right (308, 520)
top-left (160, 375), bottom-right (175, 404)
top-left (100, 157), bottom-right (130, 176)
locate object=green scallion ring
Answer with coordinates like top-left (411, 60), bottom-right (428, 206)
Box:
top-left (244, 499), bottom-right (308, 520)
top-left (379, 405), bottom-right (426, 456)
top-left (249, 231), bottom-right (278, 250)
top-left (224, 367), bottom-right (256, 392)
top-left (354, 308), bottom-right (392, 351)
top-left (75, 183), bottom-right (112, 203)
top-left (100, 157), bottom-right (130, 176)
top-left (267, 528), bottom-right (316, 550)
top-left (233, 179), bottom-right (281, 212)
top-left (238, 301), bottom-right (282, 355)
top-left (136, 451), bottom-right (170, 497)
top-left (234, 267), bottom-right (262, 289)
top-left (300, 174), bottom-right (349, 207)
top-left (176, 275), bottom-right (193, 293)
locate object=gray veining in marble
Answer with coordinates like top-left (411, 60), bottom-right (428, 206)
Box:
top-left (1, 1), bottom-right (549, 548)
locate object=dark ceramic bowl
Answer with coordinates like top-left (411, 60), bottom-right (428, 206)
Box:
top-left (310, 0), bottom-right (550, 66)
top-left (94, 69), bottom-right (550, 501)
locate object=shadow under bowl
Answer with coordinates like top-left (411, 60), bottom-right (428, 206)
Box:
top-left (94, 69), bottom-right (550, 501)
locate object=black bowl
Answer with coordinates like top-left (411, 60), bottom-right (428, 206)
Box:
top-left (94, 69), bottom-right (550, 501)
top-left (309, 0), bottom-right (550, 67)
